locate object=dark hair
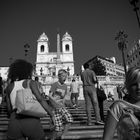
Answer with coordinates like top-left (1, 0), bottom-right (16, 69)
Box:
top-left (0, 77), bottom-right (2, 81)
top-left (83, 63), bottom-right (89, 69)
top-left (35, 76), bottom-right (39, 81)
top-left (72, 79), bottom-right (75, 82)
top-left (8, 59), bottom-right (33, 82)
top-left (58, 69), bottom-right (67, 76)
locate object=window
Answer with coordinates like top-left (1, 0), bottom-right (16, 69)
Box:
top-left (52, 72), bottom-right (56, 76)
top-left (40, 45), bottom-right (44, 52)
top-left (65, 44), bottom-right (69, 51)
top-left (53, 57), bottom-right (57, 62)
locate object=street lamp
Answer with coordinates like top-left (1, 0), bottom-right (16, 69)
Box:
top-left (24, 43), bottom-right (30, 57)
top-left (129, 0), bottom-right (140, 29)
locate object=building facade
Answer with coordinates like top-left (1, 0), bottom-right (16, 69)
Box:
top-left (35, 32), bottom-right (74, 76)
top-left (83, 55), bottom-right (125, 77)
top-left (0, 67), bottom-right (9, 80)
top-left (126, 40), bottom-right (140, 68)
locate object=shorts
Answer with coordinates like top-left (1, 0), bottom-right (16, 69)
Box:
top-left (54, 107), bottom-right (73, 131)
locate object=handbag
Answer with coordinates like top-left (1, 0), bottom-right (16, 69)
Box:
top-left (15, 80), bottom-right (48, 117)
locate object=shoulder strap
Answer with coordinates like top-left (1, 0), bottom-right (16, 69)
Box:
top-left (27, 80), bottom-right (30, 89)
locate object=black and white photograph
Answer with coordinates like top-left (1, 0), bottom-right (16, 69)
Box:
top-left (0, 0), bottom-right (140, 139)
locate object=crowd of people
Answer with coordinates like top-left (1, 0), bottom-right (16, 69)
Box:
top-left (0, 58), bottom-right (139, 139)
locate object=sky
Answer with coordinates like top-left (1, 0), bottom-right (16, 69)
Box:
top-left (0, 0), bottom-right (140, 74)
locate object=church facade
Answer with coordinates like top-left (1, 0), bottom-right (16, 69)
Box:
top-left (35, 32), bottom-right (75, 76)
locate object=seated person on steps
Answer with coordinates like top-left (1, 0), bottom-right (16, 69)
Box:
top-left (49, 69), bottom-right (73, 140)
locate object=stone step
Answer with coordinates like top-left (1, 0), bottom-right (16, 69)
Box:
top-left (0, 100), bottom-right (114, 140)
top-left (0, 125), bottom-right (117, 140)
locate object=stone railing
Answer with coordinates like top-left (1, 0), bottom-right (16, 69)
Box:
top-left (40, 75), bottom-right (124, 85)
top-left (40, 75), bottom-right (125, 100)
top-left (40, 75), bottom-right (82, 85)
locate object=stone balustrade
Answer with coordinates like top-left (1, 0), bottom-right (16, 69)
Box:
top-left (40, 75), bottom-right (125, 100)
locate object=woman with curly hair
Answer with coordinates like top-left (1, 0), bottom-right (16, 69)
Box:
top-left (6, 59), bottom-right (54, 140)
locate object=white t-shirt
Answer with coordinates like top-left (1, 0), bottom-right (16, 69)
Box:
top-left (70, 81), bottom-right (80, 93)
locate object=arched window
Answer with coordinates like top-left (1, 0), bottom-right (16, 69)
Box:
top-left (65, 44), bottom-right (69, 51)
top-left (40, 45), bottom-right (44, 52)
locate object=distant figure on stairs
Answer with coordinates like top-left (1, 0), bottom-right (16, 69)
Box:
top-left (116, 84), bottom-right (123, 100)
top-left (69, 78), bottom-right (80, 108)
top-left (96, 81), bottom-right (107, 122)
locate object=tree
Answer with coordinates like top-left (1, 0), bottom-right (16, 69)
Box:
top-left (91, 59), bottom-right (106, 76)
top-left (115, 30), bottom-right (128, 75)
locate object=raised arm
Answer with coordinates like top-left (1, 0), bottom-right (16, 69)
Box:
top-left (29, 80), bottom-right (54, 117)
top-left (49, 84), bottom-right (59, 101)
top-left (103, 111), bottom-right (118, 140)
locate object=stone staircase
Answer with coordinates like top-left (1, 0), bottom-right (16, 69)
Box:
top-left (0, 100), bottom-right (117, 140)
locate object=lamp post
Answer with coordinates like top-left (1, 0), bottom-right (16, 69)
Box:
top-left (24, 43), bottom-right (30, 57)
top-left (129, 0), bottom-right (140, 29)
